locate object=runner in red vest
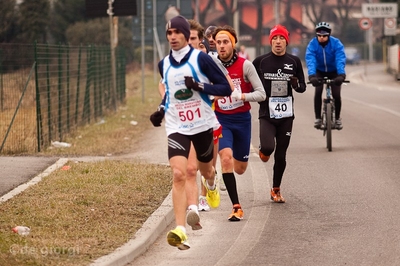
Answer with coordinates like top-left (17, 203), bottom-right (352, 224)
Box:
top-left (213, 25), bottom-right (266, 221)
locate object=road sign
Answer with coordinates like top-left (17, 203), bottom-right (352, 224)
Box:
top-left (359, 18), bottom-right (372, 30)
top-left (384, 18), bottom-right (397, 36)
top-left (362, 3), bottom-right (398, 18)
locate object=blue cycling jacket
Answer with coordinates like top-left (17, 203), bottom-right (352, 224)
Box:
top-left (305, 36), bottom-right (346, 76)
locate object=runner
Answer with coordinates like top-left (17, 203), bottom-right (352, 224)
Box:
top-left (150, 15), bottom-right (231, 250)
top-left (213, 25), bottom-right (266, 221)
top-left (253, 24), bottom-right (306, 203)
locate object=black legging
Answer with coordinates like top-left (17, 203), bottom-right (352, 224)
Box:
top-left (314, 72), bottom-right (342, 119)
top-left (314, 84), bottom-right (341, 119)
top-left (259, 117), bottom-right (293, 188)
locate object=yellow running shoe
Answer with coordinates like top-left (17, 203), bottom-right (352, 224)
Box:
top-left (201, 176), bottom-right (220, 208)
top-left (166, 227), bottom-right (190, 250)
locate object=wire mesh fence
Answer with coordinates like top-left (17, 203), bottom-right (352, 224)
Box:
top-left (0, 43), bottom-right (126, 155)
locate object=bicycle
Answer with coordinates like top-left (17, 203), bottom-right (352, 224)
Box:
top-left (309, 77), bottom-right (350, 152)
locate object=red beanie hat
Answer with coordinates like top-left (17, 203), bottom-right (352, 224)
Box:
top-left (269, 25), bottom-right (289, 45)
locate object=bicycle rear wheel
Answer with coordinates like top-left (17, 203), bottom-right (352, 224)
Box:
top-left (326, 102), bottom-right (332, 151)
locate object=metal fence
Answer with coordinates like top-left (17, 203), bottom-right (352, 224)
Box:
top-left (0, 43), bottom-right (126, 155)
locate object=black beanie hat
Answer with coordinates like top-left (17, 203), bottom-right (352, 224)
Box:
top-left (166, 15), bottom-right (190, 41)
top-left (201, 38), bottom-right (210, 53)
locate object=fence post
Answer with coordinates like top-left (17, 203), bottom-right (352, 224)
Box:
top-left (66, 45), bottom-right (71, 132)
top-left (34, 42), bottom-right (43, 152)
top-left (46, 44), bottom-right (52, 144)
top-left (75, 45), bottom-right (82, 125)
top-left (58, 43), bottom-right (63, 141)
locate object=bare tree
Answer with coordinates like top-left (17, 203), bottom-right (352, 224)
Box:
top-left (303, 0), bottom-right (328, 26)
top-left (218, 0), bottom-right (235, 27)
top-left (336, 0), bottom-right (359, 35)
top-left (303, 0), bottom-right (359, 38)
top-left (196, 0), bottom-right (215, 27)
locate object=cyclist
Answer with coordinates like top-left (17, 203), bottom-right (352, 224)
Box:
top-left (305, 22), bottom-right (346, 130)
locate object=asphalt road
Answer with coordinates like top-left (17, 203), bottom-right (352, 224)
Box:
top-left (0, 157), bottom-right (59, 197)
top-left (128, 63), bottom-right (400, 266)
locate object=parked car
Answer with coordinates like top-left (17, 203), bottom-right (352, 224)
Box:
top-left (345, 47), bottom-right (361, 65)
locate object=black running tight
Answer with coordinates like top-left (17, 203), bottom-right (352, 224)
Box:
top-left (259, 117), bottom-right (293, 188)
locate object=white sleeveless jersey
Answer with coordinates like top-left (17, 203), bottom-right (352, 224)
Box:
top-left (162, 49), bottom-right (217, 136)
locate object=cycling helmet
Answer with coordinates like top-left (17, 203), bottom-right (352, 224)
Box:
top-left (315, 22), bottom-right (331, 35)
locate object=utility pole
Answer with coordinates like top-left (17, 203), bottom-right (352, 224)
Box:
top-left (233, 0), bottom-right (239, 41)
top-left (141, 0), bottom-right (145, 103)
top-left (274, 0), bottom-right (280, 25)
top-left (108, 0), bottom-right (117, 111)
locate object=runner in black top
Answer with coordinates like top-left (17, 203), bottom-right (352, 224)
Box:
top-left (252, 24), bottom-right (306, 203)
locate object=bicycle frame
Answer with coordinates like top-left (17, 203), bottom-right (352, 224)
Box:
top-left (321, 78), bottom-right (335, 151)
top-left (308, 77), bottom-right (349, 152)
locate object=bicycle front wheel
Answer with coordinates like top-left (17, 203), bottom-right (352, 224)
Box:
top-left (326, 102), bottom-right (332, 151)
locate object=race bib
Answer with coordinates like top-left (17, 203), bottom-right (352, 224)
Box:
top-left (269, 97), bottom-right (293, 119)
top-left (271, 80), bottom-right (288, 96)
top-left (175, 99), bottom-right (207, 129)
top-left (217, 88), bottom-right (244, 111)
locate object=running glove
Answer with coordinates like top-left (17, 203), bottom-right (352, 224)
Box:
top-left (333, 74), bottom-right (346, 86)
top-left (184, 76), bottom-right (204, 92)
top-left (149, 105), bottom-right (165, 127)
top-left (289, 76), bottom-right (298, 89)
top-left (231, 89), bottom-right (242, 100)
top-left (309, 75), bottom-right (320, 87)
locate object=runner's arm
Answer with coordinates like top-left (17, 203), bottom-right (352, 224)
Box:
top-left (243, 60), bottom-right (266, 102)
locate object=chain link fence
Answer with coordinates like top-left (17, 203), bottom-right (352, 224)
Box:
top-left (0, 43), bottom-right (126, 154)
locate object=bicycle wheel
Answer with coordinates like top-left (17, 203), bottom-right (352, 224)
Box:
top-left (326, 102), bottom-right (332, 151)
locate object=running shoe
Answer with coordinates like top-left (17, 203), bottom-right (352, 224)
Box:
top-left (314, 118), bottom-right (322, 129)
top-left (198, 196), bottom-right (210, 212)
top-left (270, 188), bottom-right (285, 203)
top-left (259, 150), bottom-right (270, 162)
top-left (216, 171), bottom-right (226, 191)
top-left (166, 227), bottom-right (190, 250)
top-left (219, 177), bottom-right (227, 191)
top-left (335, 118), bottom-right (343, 130)
top-left (186, 209), bottom-right (202, 230)
top-left (202, 176), bottom-right (220, 208)
top-left (228, 204), bottom-right (244, 221)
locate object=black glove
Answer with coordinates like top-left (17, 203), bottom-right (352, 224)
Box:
top-left (333, 74), bottom-right (346, 86)
top-left (309, 75), bottom-right (320, 87)
top-left (289, 76), bottom-right (298, 89)
top-left (149, 105), bottom-right (165, 127)
top-left (184, 76), bottom-right (204, 92)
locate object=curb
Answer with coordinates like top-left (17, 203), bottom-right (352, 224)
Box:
top-left (90, 191), bottom-right (174, 266)
top-left (0, 158), bottom-right (68, 203)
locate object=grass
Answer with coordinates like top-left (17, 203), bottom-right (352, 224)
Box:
top-left (0, 65), bottom-right (172, 265)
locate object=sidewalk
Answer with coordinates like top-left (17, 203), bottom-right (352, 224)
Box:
top-left (349, 62), bottom-right (400, 89)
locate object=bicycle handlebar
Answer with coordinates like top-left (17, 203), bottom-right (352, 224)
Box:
top-left (306, 79), bottom-right (350, 85)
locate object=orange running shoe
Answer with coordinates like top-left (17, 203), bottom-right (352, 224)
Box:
top-left (270, 188), bottom-right (285, 203)
top-left (259, 150), bottom-right (270, 162)
top-left (228, 204), bottom-right (244, 221)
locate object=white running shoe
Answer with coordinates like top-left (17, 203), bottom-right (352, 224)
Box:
top-left (219, 176), bottom-right (226, 191)
top-left (186, 209), bottom-right (202, 230)
top-left (198, 196), bottom-right (210, 212)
